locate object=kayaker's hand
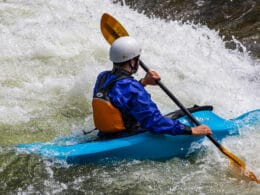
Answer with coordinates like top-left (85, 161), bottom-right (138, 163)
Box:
top-left (191, 125), bottom-right (212, 136)
top-left (140, 70), bottom-right (160, 86)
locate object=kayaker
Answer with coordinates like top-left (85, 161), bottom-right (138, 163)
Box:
top-left (92, 36), bottom-right (212, 139)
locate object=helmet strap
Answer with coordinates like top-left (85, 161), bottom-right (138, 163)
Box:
top-left (129, 58), bottom-right (139, 74)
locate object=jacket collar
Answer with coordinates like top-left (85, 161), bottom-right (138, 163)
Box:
top-left (111, 67), bottom-right (132, 77)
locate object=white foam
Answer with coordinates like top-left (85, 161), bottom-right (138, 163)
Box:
top-left (0, 0), bottom-right (259, 122)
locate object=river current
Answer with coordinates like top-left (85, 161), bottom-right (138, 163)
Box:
top-left (0, 0), bottom-right (259, 194)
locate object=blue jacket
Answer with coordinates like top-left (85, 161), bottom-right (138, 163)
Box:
top-left (93, 70), bottom-right (190, 135)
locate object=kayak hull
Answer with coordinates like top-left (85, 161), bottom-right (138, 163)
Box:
top-left (16, 108), bottom-right (260, 164)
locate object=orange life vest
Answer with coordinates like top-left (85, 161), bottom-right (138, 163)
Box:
top-left (92, 73), bottom-right (129, 133)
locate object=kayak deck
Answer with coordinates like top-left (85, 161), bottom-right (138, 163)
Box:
top-left (16, 106), bottom-right (260, 164)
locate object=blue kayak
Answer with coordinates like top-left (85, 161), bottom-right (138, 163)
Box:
top-left (16, 106), bottom-right (260, 164)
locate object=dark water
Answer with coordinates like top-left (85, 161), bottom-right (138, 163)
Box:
top-left (114, 0), bottom-right (260, 59)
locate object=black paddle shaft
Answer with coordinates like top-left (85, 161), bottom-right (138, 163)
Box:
top-left (139, 60), bottom-right (222, 148)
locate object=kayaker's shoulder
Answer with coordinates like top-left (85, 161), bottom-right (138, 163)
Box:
top-left (96, 70), bottom-right (110, 80)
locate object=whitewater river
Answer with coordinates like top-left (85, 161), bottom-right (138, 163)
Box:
top-left (0, 0), bottom-right (259, 194)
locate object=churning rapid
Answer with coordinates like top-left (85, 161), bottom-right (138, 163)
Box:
top-left (0, 0), bottom-right (259, 194)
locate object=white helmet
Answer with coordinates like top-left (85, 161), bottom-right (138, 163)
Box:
top-left (109, 36), bottom-right (142, 63)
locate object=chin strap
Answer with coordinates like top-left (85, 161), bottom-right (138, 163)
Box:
top-left (129, 59), bottom-right (139, 74)
top-left (130, 64), bottom-right (138, 74)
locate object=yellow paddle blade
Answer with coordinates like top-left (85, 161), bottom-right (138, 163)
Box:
top-left (220, 146), bottom-right (260, 183)
top-left (101, 13), bottom-right (129, 45)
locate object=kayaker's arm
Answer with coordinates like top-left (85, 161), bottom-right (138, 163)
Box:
top-left (139, 71), bottom-right (212, 136)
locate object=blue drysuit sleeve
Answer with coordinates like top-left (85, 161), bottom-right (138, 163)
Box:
top-left (108, 78), bottom-right (188, 135)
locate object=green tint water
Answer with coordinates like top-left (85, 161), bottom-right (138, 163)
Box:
top-left (1, 145), bottom-right (259, 194)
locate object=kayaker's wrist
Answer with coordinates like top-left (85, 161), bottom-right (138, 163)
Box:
top-left (139, 78), bottom-right (146, 87)
top-left (183, 125), bottom-right (192, 135)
